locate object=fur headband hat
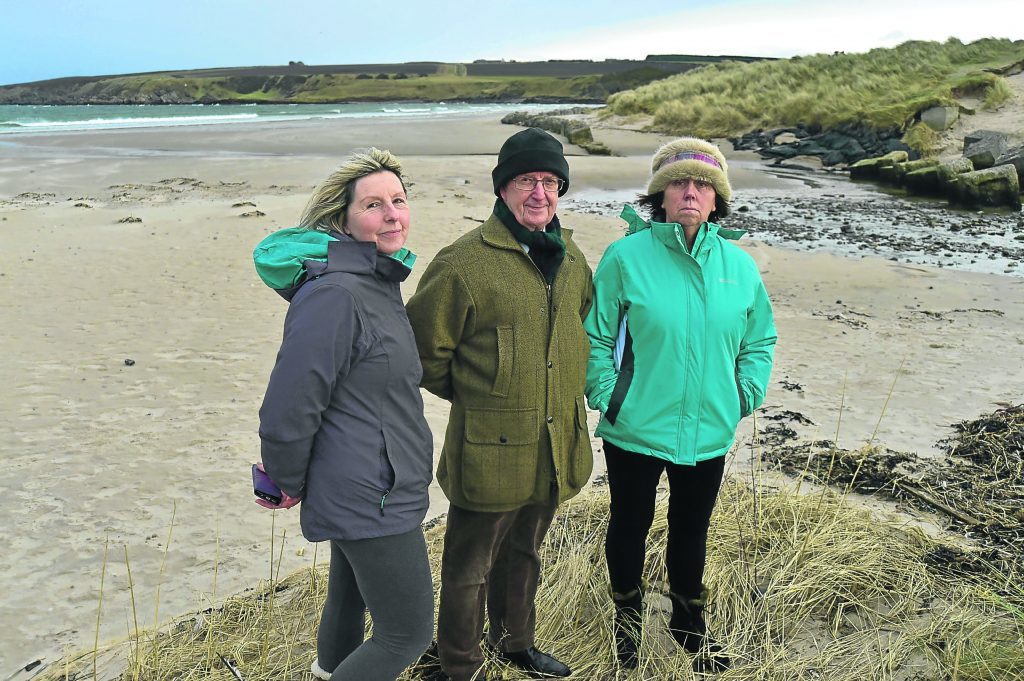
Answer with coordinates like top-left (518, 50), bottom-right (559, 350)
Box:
top-left (647, 137), bottom-right (732, 213)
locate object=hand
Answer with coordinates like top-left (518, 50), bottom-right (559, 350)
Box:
top-left (253, 462), bottom-right (301, 510)
top-left (255, 491), bottom-right (301, 510)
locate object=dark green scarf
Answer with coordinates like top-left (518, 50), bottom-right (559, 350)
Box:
top-left (494, 198), bottom-right (565, 284)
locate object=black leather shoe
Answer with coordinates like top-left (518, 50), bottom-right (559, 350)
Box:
top-left (496, 647), bottom-right (571, 678)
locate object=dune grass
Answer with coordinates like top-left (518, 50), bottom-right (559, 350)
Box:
top-left (605, 38), bottom-right (1024, 138)
top-left (38, 472), bottom-right (1023, 681)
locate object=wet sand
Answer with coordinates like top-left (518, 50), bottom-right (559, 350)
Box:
top-left (1, 114), bottom-right (1022, 670)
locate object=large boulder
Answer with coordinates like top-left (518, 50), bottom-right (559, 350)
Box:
top-left (920, 106), bottom-right (959, 131)
top-left (954, 164), bottom-right (1021, 209)
top-left (936, 157), bottom-right (975, 184)
top-left (963, 130), bottom-right (1009, 149)
top-left (904, 166), bottom-right (942, 194)
top-left (994, 145), bottom-right (1024, 181)
top-left (963, 130), bottom-right (1009, 170)
top-left (904, 158), bottom-right (973, 195)
top-left (849, 151), bottom-right (910, 180)
top-left (891, 159), bottom-right (939, 186)
top-left (500, 111), bottom-right (597, 151)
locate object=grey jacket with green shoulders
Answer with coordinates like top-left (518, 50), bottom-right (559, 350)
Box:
top-left (406, 213), bottom-right (595, 512)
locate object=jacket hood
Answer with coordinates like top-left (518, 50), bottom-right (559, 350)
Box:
top-left (253, 227), bottom-right (416, 300)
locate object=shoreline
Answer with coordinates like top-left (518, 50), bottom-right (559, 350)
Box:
top-left (0, 102), bottom-right (592, 137)
top-left (2, 113), bottom-right (1023, 670)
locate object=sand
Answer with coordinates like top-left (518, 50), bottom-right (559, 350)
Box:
top-left (1, 113), bottom-right (1022, 671)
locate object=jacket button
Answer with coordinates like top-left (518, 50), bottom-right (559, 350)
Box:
top-left (546, 416), bottom-right (553, 424)
top-left (546, 361), bottom-right (553, 369)
top-left (499, 435), bottom-right (508, 444)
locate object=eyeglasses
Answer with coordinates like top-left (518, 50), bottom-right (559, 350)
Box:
top-left (512, 176), bottom-right (564, 193)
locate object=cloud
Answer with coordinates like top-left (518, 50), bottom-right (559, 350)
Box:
top-left (500, 0), bottom-right (1022, 61)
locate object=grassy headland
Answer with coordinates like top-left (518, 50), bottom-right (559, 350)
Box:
top-left (606, 38), bottom-right (1024, 139)
top-left (0, 59), bottom-right (749, 105)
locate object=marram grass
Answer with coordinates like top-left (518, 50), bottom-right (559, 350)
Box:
top-left (606, 37), bottom-right (1024, 138)
top-left (38, 479), bottom-right (1023, 681)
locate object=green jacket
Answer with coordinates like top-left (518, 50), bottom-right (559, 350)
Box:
top-left (406, 214), bottom-right (595, 512)
top-left (584, 207), bottom-right (776, 465)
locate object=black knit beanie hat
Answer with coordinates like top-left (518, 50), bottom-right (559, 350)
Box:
top-left (492, 127), bottom-right (570, 197)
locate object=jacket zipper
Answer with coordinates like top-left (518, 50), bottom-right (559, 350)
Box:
top-left (379, 489), bottom-right (390, 515)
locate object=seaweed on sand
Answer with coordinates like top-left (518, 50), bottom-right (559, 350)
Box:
top-left (763, 404), bottom-right (1024, 573)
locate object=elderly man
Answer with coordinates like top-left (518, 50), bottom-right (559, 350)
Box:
top-left (407, 128), bottom-right (594, 681)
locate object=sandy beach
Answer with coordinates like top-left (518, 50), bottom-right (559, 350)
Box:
top-left (1, 113), bottom-right (1022, 671)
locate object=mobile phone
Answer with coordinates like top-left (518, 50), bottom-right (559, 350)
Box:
top-left (252, 464), bottom-right (283, 506)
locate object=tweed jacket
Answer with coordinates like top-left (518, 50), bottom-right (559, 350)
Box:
top-left (406, 213), bottom-right (595, 512)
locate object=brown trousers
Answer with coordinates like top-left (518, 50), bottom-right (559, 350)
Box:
top-left (437, 501), bottom-right (557, 681)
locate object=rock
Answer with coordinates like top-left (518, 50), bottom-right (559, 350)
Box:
top-left (891, 159), bottom-right (939, 186)
top-left (849, 158), bottom-right (881, 180)
top-left (904, 158), bottom-right (976, 199)
top-left (822, 150), bottom-right (846, 166)
top-left (904, 166), bottom-right (941, 194)
top-left (566, 125), bottom-right (594, 146)
top-left (849, 151), bottom-right (910, 180)
top-left (761, 144), bottom-right (804, 160)
top-left (963, 130), bottom-right (1009, 149)
top-left (920, 106), bottom-right (959, 130)
top-left (963, 130), bottom-right (1009, 170)
top-left (501, 110), bottom-right (602, 154)
top-left (954, 164), bottom-right (1021, 209)
top-left (936, 157), bottom-right (975, 186)
top-left (736, 123), bottom-right (905, 167)
top-left (578, 141), bottom-right (611, 155)
top-left (994, 145), bottom-right (1024, 181)
top-left (877, 163), bottom-right (900, 184)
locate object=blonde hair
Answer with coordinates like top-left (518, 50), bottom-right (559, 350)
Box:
top-left (298, 148), bottom-right (405, 232)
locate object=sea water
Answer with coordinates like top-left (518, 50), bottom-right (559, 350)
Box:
top-left (0, 102), bottom-right (584, 134)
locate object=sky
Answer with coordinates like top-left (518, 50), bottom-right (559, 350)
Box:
top-left (2, 0), bottom-right (1022, 86)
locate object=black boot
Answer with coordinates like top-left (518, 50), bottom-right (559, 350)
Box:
top-left (611, 587), bottom-right (644, 669)
top-left (668, 586), bottom-right (730, 672)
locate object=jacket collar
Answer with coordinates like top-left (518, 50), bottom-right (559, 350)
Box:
top-left (481, 212), bottom-right (573, 251)
top-left (619, 203), bottom-right (744, 258)
top-left (317, 235), bottom-right (414, 283)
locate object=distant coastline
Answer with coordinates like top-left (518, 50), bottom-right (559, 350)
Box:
top-left (0, 56), bottom-right (769, 106)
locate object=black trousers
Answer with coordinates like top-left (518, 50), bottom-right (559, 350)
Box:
top-left (603, 440), bottom-right (726, 598)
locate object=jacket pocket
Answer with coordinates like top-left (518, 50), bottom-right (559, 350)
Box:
top-left (734, 372), bottom-right (749, 419)
top-left (462, 407), bottom-right (538, 505)
top-left (568, 396), bottom-right (594, 489)
top-left (605, 321), bottom-right (635, 425)
top-left (379, 443), bottom-right (396, 489)
top-left (491, 325), bottom-right (515, 398)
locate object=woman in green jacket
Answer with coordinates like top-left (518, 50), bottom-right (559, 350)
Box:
top-left (584, 137), bottom-right (776, 671)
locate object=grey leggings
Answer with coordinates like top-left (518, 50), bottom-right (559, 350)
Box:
top-left (318, 527), bottom-right (434, 681)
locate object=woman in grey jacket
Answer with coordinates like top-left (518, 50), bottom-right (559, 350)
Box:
top-left (253, 149), bottom-right (434, 681)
